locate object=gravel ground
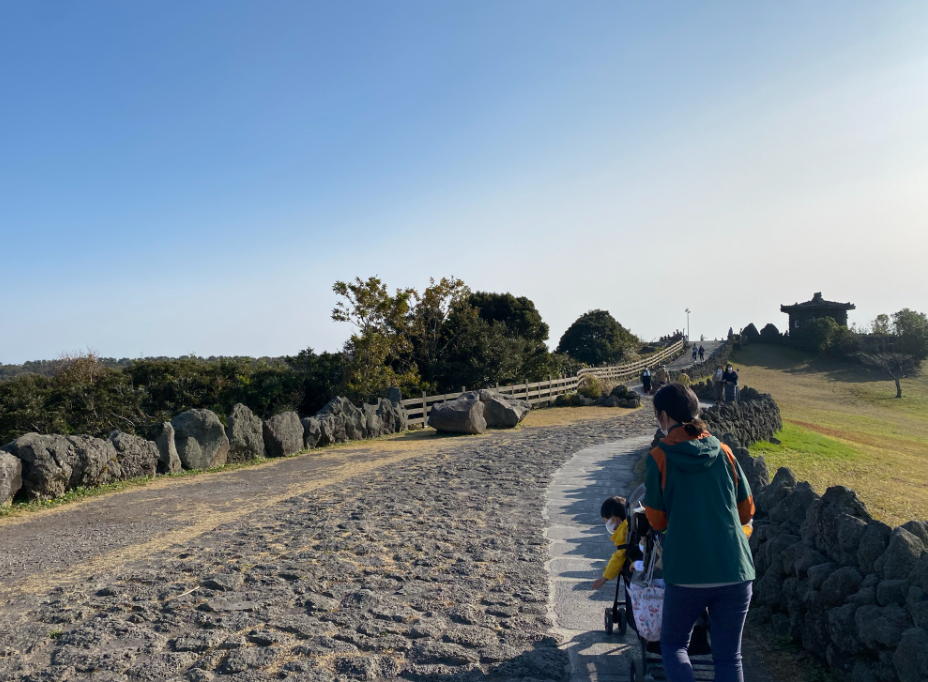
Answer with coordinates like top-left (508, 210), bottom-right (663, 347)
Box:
top-left (0, 409), bottom-right (655, 682)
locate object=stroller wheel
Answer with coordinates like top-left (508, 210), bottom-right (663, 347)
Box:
top-left (603, 607), bottom-right (614, 635)
top-left (618, 606), bottom-right (627, 635)
top-left (629, 660), bottom-right (637, 682)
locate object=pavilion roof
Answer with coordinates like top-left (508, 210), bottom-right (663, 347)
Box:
top-left (780, 292), bottom-right (855, 313)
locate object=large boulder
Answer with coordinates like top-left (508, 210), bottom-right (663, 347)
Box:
top-left (1, 433), bottom-right (121, 500)
top-left (756, 467), bottom-right (796, 515)
top-left (150, 422), bottom-right (182, 474)
top-left (226, 404), bottom-right (265, 462)
top-left (914, 554), bottom-right (928, 594)
top-left (108, 431), bottom-right (159, 479)
top-left (810, 487), bottom-right (873, 564)
top-left (900, 521), bottom-right (928, 547)
top-left (478, 390), bottom-right (530, 428)
top-left (859, 521), bottom-right (893, 575)
top-left (769, 482), bottom-right (819, 532)
top-left (730, 445), bottom-right (769, 494)
top-left (170, 409), bottom-right (229, 470)
top-left (317, 397), bottom-right (364, 441)
top-left (821, 566), bottom-right (864, 607)
top-left (876, 528), bottom-right (925, 580)
top-left (317, 413), bottom-right (346, 445)
top-left (610, 384), bottom-right (630, 399)
top-left (856, 604), bottom-right (911, 649)
top-left (5, 434), bottom-right (72, 499)
top-left (362, 403), bottom-right (385, 439)
top-left (0, 450), bottom-right (23, 506)
top-left (907, 586), bottom-right (928, 628)
top-left (828, 603), bottom-right (863, 654)
top-left (377, 397), bottom-right (407, 434)
top-left (263, 411), bottom-right (303, 457)
top-left (62, 435), bottom-right (122, 489)
top-left (300, 417), bottom-right (323, 450)
top-left (894, 627), bottom-right (928, 682)
top-left (428, 395), bottom-right (487, 435)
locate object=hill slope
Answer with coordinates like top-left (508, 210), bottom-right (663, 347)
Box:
top-left (730, 344), bottom-right (928, 525)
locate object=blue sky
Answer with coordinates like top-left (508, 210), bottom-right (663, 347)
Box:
top-left (2, 1), bottom-right (927, 362)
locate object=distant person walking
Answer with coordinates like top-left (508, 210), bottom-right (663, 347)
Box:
top-left (653, 366), bottom-right (671, 392)
top-left (692, 345), bottom-right (698, 362)
top-left (713, 365), bottom-right (724, 403)
top-left (698, 345), bottom-right (705, 362)
top-left (641, 368), bottom-right (652, 394)
top-left (722, 363), bottom-right (739, 404)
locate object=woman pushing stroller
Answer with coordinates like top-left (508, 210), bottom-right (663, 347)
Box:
top-left (645, 383), bottom-right (756, 682)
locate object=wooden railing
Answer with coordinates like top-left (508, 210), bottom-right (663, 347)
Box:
top-left (400, 339), bottom-right (685, 427)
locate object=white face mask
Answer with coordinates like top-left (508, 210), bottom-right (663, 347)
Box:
top-left (656, 411), bottom-right (669, 436)
top-left (605, 519), bottom-right (619, 534)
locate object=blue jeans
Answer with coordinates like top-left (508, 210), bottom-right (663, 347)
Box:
top-left (660, 581), bottom-right (753, 682)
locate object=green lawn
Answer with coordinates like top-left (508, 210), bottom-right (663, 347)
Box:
top-left (731, 344), bottom-right (928, 525)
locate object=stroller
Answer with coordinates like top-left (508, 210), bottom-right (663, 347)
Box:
top-left (603, 484), bottom-right (713, 681)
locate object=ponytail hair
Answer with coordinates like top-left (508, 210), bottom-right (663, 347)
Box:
top-left (653, 383), bottom-right (707, 437)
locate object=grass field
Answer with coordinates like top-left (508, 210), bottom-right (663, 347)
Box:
top-left (730, 344), bottom-right (928, 526)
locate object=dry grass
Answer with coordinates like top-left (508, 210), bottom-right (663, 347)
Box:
top-left (521, 405), bottom-right (639, 428)
top-left (731, 344), bottom-right (928, 525)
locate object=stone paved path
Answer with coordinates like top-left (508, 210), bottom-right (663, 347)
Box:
top-left (546, 437), bottom-right (652, 682)
top-left (0, 410), bottom-right (659, 682)
top-left (663, 340), bottom-right (724, 372)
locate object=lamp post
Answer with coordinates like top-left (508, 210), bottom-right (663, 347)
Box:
top-left (685, 308), bottom-right (691, 341)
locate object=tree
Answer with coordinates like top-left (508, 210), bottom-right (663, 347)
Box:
top-left (793, 316), bottom-right (840, 353)
top-left (556, 310), bottom-right (636, 366)
top-left (332, 277), bottom-right (417, 401)
top-left (856, 308), bottom-right (928, 398)
top-left (741, 323), bottom-right (760, 344)
top-left (467, 292), bottom-right (549, 343)
top-left (857, 352), bottom-right (917, 399)
top-left (407, 277), bottom-right (472, 390)
top-left (871, 314), bottom-right (891, 336)
top-left (284, 348), bottom-right (346, 415)
top-left (759, 323), bottom-right (781, 343)
top-left (891, 309), bottom-right (928, 361)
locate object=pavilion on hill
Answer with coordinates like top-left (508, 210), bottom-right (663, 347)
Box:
top-left (780, 292), bottom-right (855, 332)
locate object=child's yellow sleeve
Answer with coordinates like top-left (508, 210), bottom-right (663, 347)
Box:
top-left (603, 547), bottom-right (627, 581)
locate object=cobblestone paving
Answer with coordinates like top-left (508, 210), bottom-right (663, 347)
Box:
top-left (0, 410), bottom-right (656, 682)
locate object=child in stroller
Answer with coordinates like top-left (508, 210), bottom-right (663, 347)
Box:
top-left (591, 496), bottom-right (630, 633)
top-left (602, 484), bottom-right (713, 682)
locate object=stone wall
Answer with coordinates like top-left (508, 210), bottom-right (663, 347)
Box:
top-left (750, 471), bottom-right (928, 682)
top-left (702, 391), bottom-right (783, 448)
top-left (0, 396), bottom-right (408, 505)
top-left (694, 392), bottom-right (928, 682)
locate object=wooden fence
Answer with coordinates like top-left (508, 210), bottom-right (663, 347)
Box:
top-left (400, 339), bottom-right (685, 427)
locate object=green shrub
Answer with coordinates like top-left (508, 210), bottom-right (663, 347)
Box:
top-left (578, 376), bottom-right (602, 400)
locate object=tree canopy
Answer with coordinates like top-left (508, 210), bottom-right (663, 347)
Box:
top-left (556, 310), bottom-right (636, 366)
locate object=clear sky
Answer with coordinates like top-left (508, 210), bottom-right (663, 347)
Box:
top-left (2, 1), bottom-right (927, 363)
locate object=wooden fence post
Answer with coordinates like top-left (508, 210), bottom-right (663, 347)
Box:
top-left (422, 391), bottom-right (427, 426)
